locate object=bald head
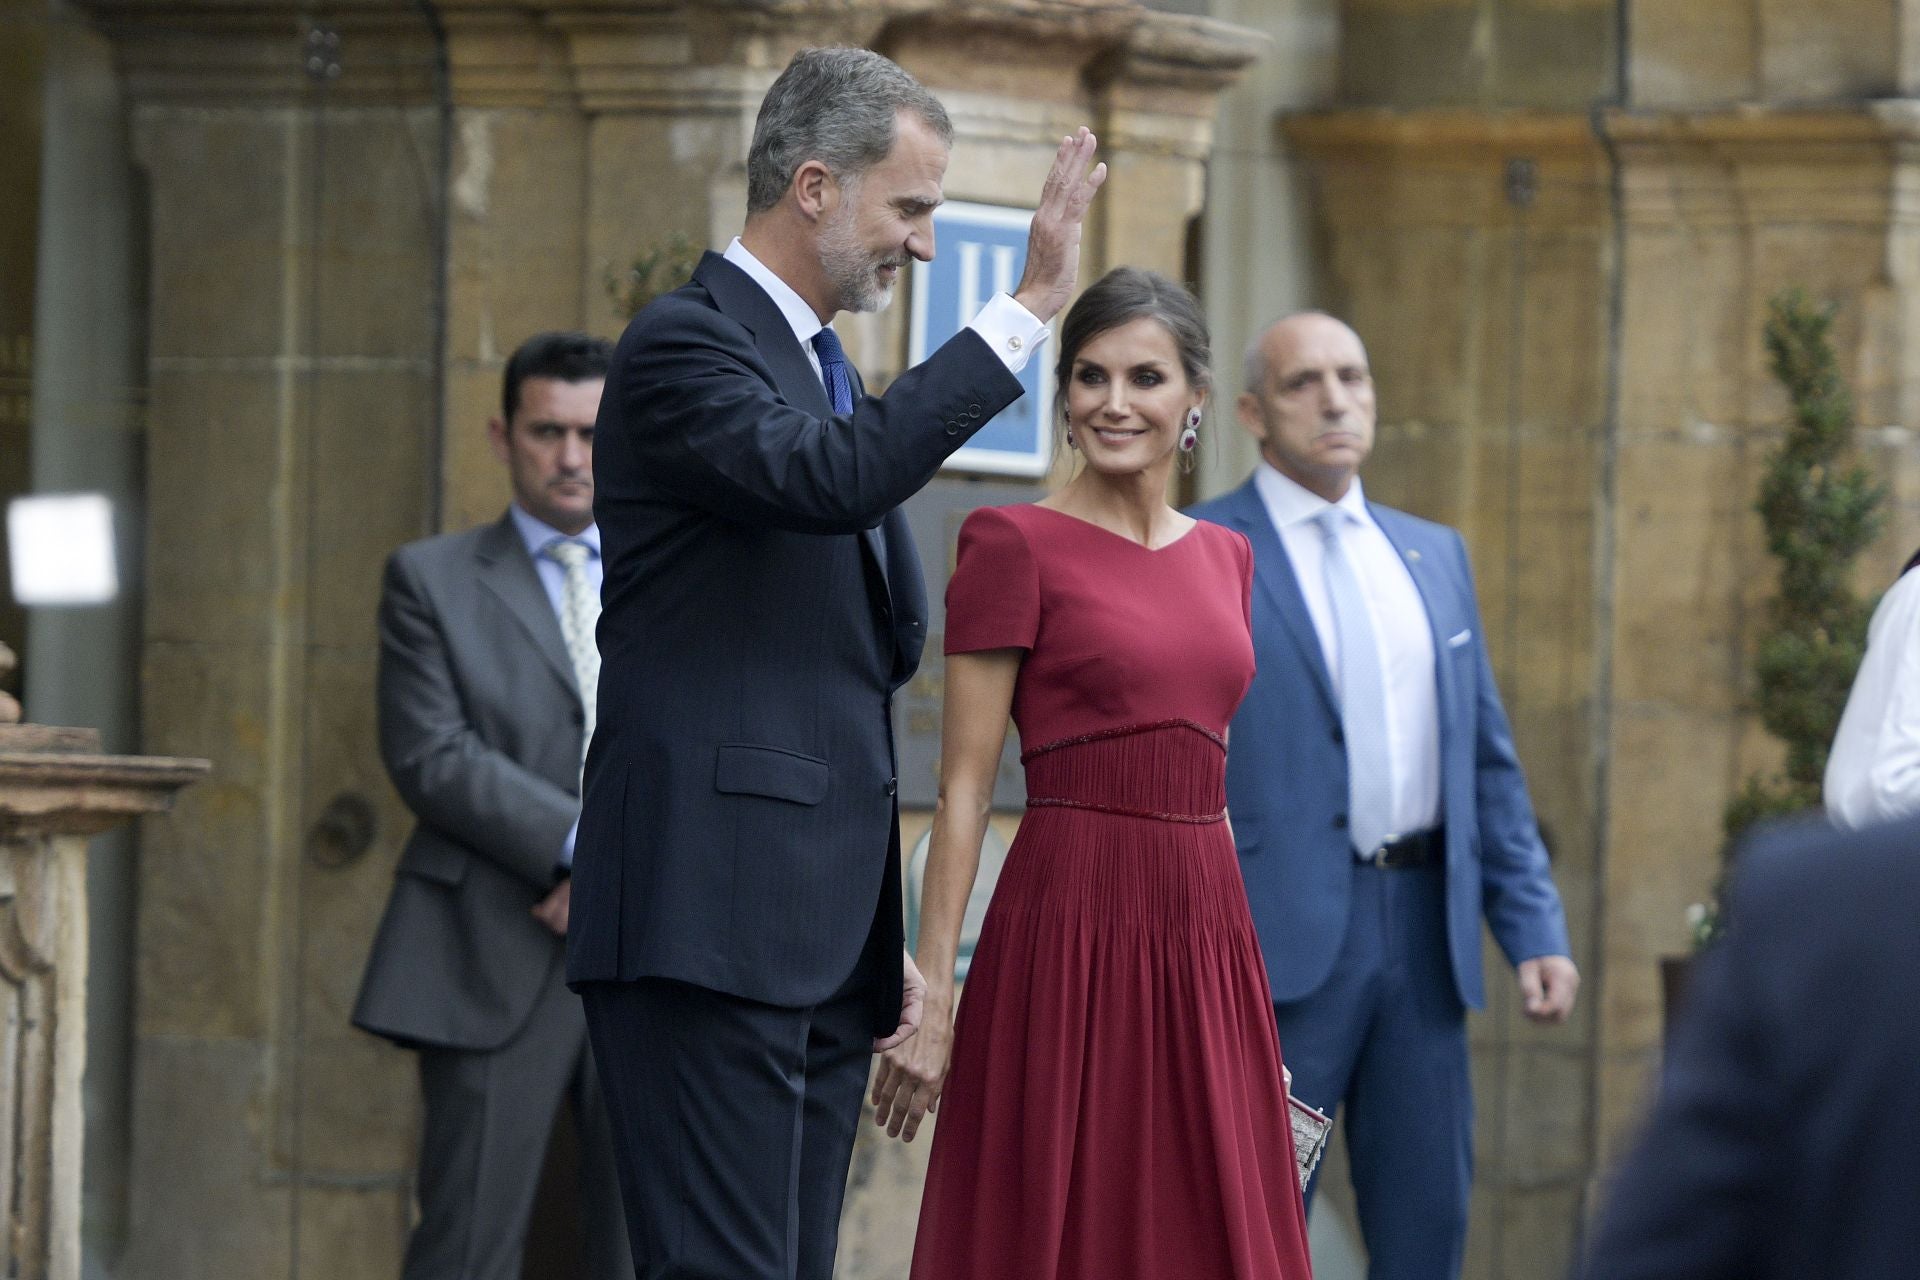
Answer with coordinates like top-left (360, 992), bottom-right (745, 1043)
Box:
top-left (1237, 312), bottom-right (1376, 502)
top-left (1242, 312), bottom-right (1369, 398)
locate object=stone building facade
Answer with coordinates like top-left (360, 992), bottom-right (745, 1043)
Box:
top-left (5, 1), bottom-right (1920, 1278)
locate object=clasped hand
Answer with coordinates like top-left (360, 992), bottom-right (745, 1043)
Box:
top-left (871, 985), bottom-right (954, 1143)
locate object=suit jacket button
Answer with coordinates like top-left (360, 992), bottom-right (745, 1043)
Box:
top-left (1332, 727), bottom-right (1344, 746)
top-left (571, 706), bottom-right (585, 726)
top-left (885, 777), bottom-right (898, 796)
top-left (945, 423), bottom-right (960, 435)
top-left (1333, 813), bottom-right (1348, 830)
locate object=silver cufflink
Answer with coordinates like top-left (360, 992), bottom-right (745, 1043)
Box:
top-left (1008, 336), bottom-right (1023, 351)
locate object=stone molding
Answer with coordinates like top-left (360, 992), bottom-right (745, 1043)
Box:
top-left (1279, 109), bottom-right (1609, 231)
top-left (1282, 109), bottom-right (1600, 159)
top-left (0, 751), bottom-right (212, 839)
top-left (1601, 104), bottom-right (1920, 227)
top-left (0, 729), bottom-right (206, 1280)
top-left (82, 0), bottom-right (1263, 121)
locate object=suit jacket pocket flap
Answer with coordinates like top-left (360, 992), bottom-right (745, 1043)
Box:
top-left (398, 833), bottom-right (468, 886)
top-left (714, 744), bottom-right (829, 806)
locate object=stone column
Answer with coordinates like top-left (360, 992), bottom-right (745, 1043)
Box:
top-left (0, 723), bottom-right (205, 1280)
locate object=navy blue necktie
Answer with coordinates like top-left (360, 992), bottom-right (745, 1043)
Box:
top-left (812, 327), bottom-right (855, 415)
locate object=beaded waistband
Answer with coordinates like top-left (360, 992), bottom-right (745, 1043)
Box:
top-left (1020, 718), bottom-right (1228, 823)
top-left (1019, 717), bottom-right (1227, 763)
top-left (1023, 795), bottom-right (1227, 824)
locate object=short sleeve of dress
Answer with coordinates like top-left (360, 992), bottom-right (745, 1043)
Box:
top-left (945, 506), bottom-right (1041, 654)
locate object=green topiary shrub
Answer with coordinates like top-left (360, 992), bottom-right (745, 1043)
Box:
top-left (1706, 289), bottom-right (1886, 939)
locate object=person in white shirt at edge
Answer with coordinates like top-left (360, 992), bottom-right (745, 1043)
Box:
top-left (1825, 548), bottom-right (1920, 829)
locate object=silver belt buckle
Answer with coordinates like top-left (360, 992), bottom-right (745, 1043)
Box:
top-left (1357, 833), bottom-right (1402, 866)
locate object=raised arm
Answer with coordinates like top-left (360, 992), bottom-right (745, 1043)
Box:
top-left (871, 648), bottom-right (1022, 1141)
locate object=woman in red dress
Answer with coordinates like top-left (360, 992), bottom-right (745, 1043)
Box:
top-left (871, 268), bottom-right (1313, 1280)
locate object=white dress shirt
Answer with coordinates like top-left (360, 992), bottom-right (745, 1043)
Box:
top-left (508, 503), bottom-right (600, 869)
top-left (723, 237), bottom-right (1047, 379)
top-left (1825, 566), bottom-right (1920, 830)
top-left (1254, 463), bottom-right (1442, 840)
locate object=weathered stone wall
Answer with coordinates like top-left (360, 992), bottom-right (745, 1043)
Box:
top-left (1241, 6), bottom-right (1920, 1280)
top-left (1596, 104), bottom-right (1920, 1164)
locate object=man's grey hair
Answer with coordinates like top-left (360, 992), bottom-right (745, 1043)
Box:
top-left (746, 47), bottom-right (953, 215)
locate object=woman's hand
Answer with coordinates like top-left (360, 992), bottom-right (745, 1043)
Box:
top-left (871, 985), bottom-right (956, 1142)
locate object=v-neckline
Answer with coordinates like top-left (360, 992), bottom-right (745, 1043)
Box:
top-left (1026, 503), bottom-right (1201, 554)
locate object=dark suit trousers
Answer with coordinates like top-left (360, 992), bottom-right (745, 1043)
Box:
top-left (404, 952), bottom-right (632, 1280)
top-left (579, 965), bottom-right (876, 1280)
top-left (1275, 861), bottom-right (1473, 1280)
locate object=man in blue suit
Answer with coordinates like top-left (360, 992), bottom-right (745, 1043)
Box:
top-left (1191, 312), bottom-right (1579, 1280)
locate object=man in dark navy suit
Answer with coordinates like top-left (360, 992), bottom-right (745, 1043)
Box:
top-left (1191, 313), bottom-right (1578, 1280)
top-left (568, 46), bottom-right (1106, 1280)
top-left (1581, 812), bottom-right (1920, 1280)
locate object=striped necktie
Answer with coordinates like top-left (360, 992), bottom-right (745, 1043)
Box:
top-left (812, 327), bottom-right (855, 415)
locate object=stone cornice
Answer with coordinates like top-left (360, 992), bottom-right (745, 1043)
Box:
top-left (1599, 104), bottom-right (1920, 226)
top-left (1282, 109), bottom-right (1601, 160)
top-left (1277, 110), bottom-right (1607, 230)
top-left (1091, 11), bottom-right (1266, 99)
top-left (0, 751), bottom-right (210, 838)
top-left (83, 0), bottom-right (1262, 117)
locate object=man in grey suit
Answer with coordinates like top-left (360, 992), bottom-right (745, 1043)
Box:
top-left (353, 331), bottom-right (629, 1280)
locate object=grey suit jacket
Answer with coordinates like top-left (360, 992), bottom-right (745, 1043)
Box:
top-left (352, 513), bottom-right (586, 1051)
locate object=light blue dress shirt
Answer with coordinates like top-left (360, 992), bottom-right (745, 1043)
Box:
top-left (507, 503), bottom-right (601, 870)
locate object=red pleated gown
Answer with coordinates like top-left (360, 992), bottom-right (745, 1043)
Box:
top-left (911, 503), bottom-right (1313, 1280)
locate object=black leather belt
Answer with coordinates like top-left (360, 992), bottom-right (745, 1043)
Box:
top-left (1355, 827), bottom-right (1444, 868)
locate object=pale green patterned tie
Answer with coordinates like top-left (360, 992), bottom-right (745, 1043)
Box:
top-left (543, 539), bottom-right (599, 759)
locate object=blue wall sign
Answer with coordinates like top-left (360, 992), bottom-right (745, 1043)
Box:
top-left (908, 201), bottom-right (1053, 478)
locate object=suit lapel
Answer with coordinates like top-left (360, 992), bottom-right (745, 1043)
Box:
top-left (1222, 481), bottom-right (1339, 721)
top-left (701, 253), bottom-right (895, 613)
top-left (848, 363), bottom-right (893, 608)
top-left (476, 515), bottom-right (578, 702)
top-left (1369, 503), bottom-right (1458, 744)
top-left (699, 252), bottom-right (894, 611)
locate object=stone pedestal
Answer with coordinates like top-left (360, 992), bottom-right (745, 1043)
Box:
top-left (0, 725), bottom-right (205, 1280)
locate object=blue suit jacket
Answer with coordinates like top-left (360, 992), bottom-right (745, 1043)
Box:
top-left (1581, 813), bottom-right (1920, 1280)
top-left (1190, 478), bottom-right (1569, 1008)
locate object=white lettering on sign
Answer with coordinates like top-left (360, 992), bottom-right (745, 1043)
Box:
top-left (954, 241), bottom-right (1018, 330)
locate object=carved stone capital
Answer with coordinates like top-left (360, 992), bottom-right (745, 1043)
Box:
top-left (1599, 104), bottom-right (1920, 227)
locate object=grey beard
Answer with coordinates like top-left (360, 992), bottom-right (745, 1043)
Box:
top-left (820, 204), bottom-right (900, 315)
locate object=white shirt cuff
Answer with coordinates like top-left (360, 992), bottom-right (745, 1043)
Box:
top-left (560, 817), bottom-right (578, 869)
top-left (967, 293), bottom-right (1049, 375)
